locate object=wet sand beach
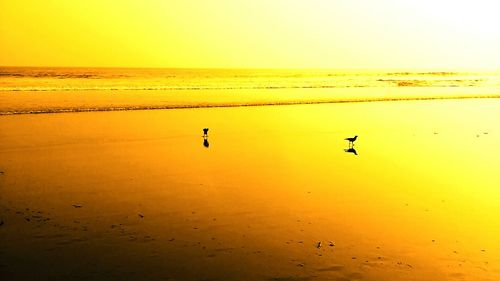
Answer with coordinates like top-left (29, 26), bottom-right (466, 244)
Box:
top-left (1, 99), bottom-right (499, 280)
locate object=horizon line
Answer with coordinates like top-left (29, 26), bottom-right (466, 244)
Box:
top-left (1, 65), bottom-right (500, 72)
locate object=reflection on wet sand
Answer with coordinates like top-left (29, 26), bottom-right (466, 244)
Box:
top-left (344, 147), bottom-right (358, 155)
top-left (203, 136), bottom-right (209, 148)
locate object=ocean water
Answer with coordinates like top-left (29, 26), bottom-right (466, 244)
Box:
top-left (1, 67), bottom-right (500, 114)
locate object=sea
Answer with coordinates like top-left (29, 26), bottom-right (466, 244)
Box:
top-left (1, 67), bottom-right (499, 114)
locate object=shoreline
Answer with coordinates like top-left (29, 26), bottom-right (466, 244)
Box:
top-left (1, 94), bottom-right (500, 116)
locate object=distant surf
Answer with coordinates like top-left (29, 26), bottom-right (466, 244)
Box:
top-left (1, 67), bottom-right (498, 92)
top-left (1, 67), bottom-right (500, 115)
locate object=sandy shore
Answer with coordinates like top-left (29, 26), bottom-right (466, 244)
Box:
top-left (1, 100), bottom-right (499, 280)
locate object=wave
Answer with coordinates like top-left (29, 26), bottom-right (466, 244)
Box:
top-left (386, 72), bottom-right (460, 76)
top-left (2, 67), bottom-right (496, 92)
top-left (0, 68), bottom-right (462, 79)
top-left (2, 94), bottom-right (499, 115)
top-left (1, 85), bottom-right (367, 91)
top-left (0, 80), bottom-right (488, 92)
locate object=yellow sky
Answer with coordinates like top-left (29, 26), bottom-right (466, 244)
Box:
top-left (1, 0), bottom-right (499, 69)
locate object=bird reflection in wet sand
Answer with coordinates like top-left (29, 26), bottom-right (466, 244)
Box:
top-left (203, 137), bottom-right (209, 148)
top-left (344, 147), bottom-right (358, 155)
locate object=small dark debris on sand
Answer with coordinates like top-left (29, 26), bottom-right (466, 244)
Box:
top-left (329, 241), bottom-right (335, 247)
top-left (0, 220), bottom-right (4, 226)
top-left (316, 241), bottom-right (322, 249)
top-left (0, 171), bottom-right (4, 175)
top-left (72, 204), bottom-right (82, 208)
top-left (138, 213), bottom-right (144, 218)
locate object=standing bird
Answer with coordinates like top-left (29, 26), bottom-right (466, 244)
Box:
top-left (345, 135), bottom-right (358, 146)
top-left (202, 128), bottom-right (209, 148)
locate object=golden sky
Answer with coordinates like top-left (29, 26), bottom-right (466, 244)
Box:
top-left (1, 0), bottom-right (499, 69)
